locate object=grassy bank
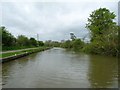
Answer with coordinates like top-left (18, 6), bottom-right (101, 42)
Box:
top-left (2, 46), bottom-right (37, 51)
top-left (1, 47), bottom-right (50, 58)
top-left (60, 39), bottom-right (118, 57)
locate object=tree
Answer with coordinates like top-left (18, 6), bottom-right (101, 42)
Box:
top-left (17, 35), bottom-right (30, 47)
top-left (38, 41), bottom-right (44, 46)
top-left (72, 39), bottom-right (84, 51)
top-left (86, 8), bottom-right (116, 42)
top-left (1, 26), bottom-right (16, 47)
top-left (62, 40), bottom-right (72, 48)
top-left (44, 40), bottom-right (52, 47)
top-left (86, 8), bottom-right (118, 56)
top-left (29, 37), bottom-right (37, 46)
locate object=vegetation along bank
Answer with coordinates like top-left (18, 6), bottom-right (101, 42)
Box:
top-left (0, 8), bottom-right (120, 58)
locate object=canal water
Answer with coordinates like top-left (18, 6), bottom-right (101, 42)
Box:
top-left (2, 48), bottom-right (118, 88)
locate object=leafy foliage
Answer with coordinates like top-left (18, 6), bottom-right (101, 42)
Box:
top-left (29, 37), bottom-right (38, 47)
top-left (38, 41), bottom-right (44, 46)
top-left (86, 8), bottom-right (116, 41)
top-left (85, 8), bottom-right (118, 56)
top-left (61, 39), bottom-right (84, 51)
top-left (1, 26), bottom-right (16, 47)
top-left (62, 8), bottom-right (118, 56)
top-left (17, 35), bottom-right (30, 47)
top-left (1, 26), bottom-right (45, 50)
top-left (44, 40), bottom-right (61, 47)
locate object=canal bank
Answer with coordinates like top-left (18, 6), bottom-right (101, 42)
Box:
top-left (1, 47), bottom-right (51, 63)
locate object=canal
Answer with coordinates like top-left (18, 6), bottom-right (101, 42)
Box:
top-left (2, 48), bottom-right (118, 88)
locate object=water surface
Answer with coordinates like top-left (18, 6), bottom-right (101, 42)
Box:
top-left (2, 48), bottom-right (118, 88)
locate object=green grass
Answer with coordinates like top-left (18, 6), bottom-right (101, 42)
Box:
top-left (1, 52), bottom-right (25, 58)
top-left (2, 46), bottom-right (37, 51)
top-left (0, 46), bottom-right (50, 58)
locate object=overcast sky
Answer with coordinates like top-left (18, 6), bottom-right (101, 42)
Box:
top-left (1, 0), bottom-right (119, 41)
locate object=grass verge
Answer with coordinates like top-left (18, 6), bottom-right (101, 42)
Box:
top-left (0, 47), bottom-right (50, 58)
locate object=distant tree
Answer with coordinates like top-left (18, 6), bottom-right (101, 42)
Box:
top-left (44, 40), bottom-right (52, 47)
top-left (72, 39), bottom-right (84, 51)
top-left (63, 40), bottom-right (72, 48)
top-left (44, 40), bottom-right (61, 47)
top-left (29, 37), bottom-right (37, 46)
top-left (38, 41), bottom-right (44, 46)
top-left (1, 26), bottom-right (16, 47)
top-left (17, 35), bottom-right (30, 47)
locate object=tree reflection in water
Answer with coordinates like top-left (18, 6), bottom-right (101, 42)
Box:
top-left (88, 55), bottom-right (118, 88)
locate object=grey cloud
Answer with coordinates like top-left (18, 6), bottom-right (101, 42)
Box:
top-left (1, 2), bottom-right (118, 41)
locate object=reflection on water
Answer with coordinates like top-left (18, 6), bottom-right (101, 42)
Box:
top-left (2, 48), bottom-right (118, 88)
top-left (88, 55), bottom-right (118, 88)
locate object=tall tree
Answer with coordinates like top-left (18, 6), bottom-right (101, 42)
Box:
top-left (86, 8), bottom-right (116, 42)
top-left (86, 8), bottom-right (118, 56)
top-left (29, 37), bottom-right (37, 46)
top-left (17, 35), bottom-right (30, 46)
top-left (1, 26), bottom-right (16, 47)
top-left (38, 41), bottom-right (44, 46)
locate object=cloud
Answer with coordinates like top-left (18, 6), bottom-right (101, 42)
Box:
top-left (1, 1), bottom-right (118, 41)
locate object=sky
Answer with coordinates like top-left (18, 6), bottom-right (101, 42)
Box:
top-left (1, 0), bottom-right (119, 42)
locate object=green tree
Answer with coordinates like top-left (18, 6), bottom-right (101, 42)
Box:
top-left (86, 8), bottom-right (118, 56)
top-left (17, 35), bottom-right (30, 47)
top-left (38, 41), bottom-right (44, 46)
top-left (62, 40), bottom-right (72, 48)
top-left (72, 39), bottom-right (84, 51)
top-left (29, 37), bottom-right (37, 47)
top-left (44, 40), bottom-right (52, 47)
top-left (1, 26), bottom-right (16, 47)
top-left (86, 8), bottom-right (116, 42)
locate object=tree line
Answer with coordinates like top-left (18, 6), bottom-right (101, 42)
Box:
top-left (0, 26), bottom-right (44, 50)
top-left (0, 8), bottom-right (119, 56)
top-left (61, 8), bottom-right (119, 56)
